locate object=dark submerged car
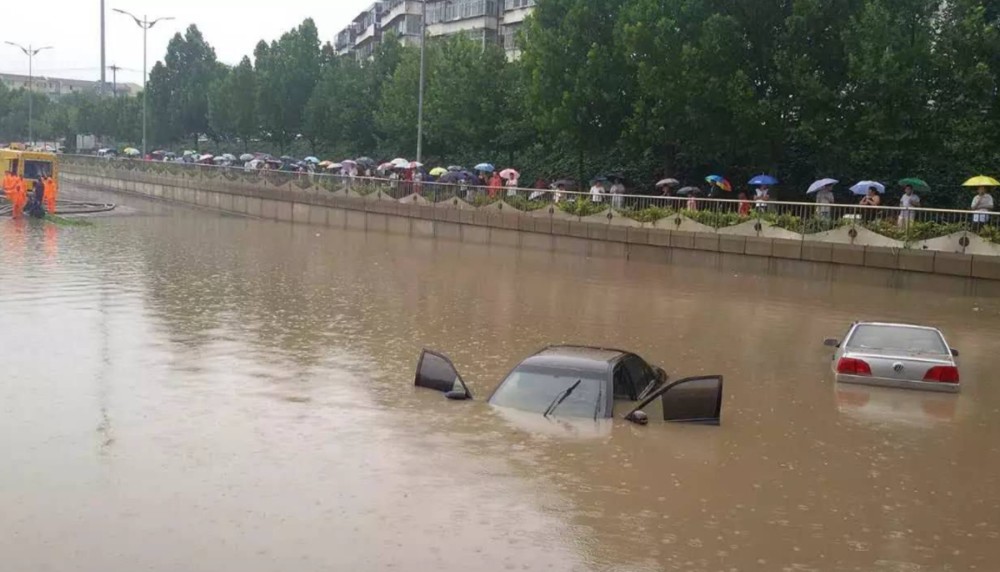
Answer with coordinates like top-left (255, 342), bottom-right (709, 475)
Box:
top-left (414, 345), bottom-right (724, 426)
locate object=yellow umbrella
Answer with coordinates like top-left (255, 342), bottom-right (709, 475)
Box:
top-left (962, 175), bottom-right (1000, 187)
top-left (429, 167), bottom-right (448, 177)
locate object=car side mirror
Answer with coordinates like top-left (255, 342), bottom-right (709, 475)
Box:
top-left (445, 390), bottom-right (470, 401)
top-left (823, 338), bottom-right (840, 348)
top-left (625, 410), bottom-right (648, 425)
top-left (951, 348), bottom-right (960, 357)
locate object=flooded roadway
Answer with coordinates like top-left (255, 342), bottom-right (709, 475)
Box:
top-left (2, 185), bottom-right (999, 572)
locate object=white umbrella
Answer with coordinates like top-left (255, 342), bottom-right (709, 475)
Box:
top-left (239, 153), bottom-right (254, 162)
top-left (183, 150), bottom-right (197, 157)
top-left (807, 178), bottom-right (838, 194)
top-left (304, 156), bottom-right (320, 164)
top-left (325, 162), bottom-right (343, 171)
top-left (656, 178), bottom-right (680, 188)
top-left (850, 181), bottom-right (885, 195)
top-left (391, 158), bottom-right (409, 168)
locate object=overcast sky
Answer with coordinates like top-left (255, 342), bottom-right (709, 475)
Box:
top-left (2, 0), bottom-right (374, 85)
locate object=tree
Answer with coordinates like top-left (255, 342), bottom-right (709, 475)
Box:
top-left (255, 18), bottom-right (321, 150)
top-left (146, 24), bottom-right (223, 148)
top-left (521, 0), bottom-right (633, 180)
top-left (209, 57), bottom-right (258, 150)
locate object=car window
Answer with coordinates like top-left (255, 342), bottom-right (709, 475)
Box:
top-left (847, 325), bottom-right (948, 355)
top-left (621, 355), bottom-right (654, 398)
top-left (489, 366), bottom-right (606, 418)
top-left (612, 364), bottom-right (633, 400)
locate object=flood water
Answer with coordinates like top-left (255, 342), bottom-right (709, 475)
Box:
top-left (2, 185), bottom-right (1000, 572)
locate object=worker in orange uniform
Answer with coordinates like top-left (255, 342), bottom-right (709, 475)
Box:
top-left (12, 176), bottom-right (28, 219)
top-left (3, 171), bottom-right (17, 216)
top-left (43, 175), bottom-right (57, 214)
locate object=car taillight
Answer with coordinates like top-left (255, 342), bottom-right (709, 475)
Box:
top-left (836, 357), bottom-right (872, 376)
top-left (923, 366), bottom-right (960, 384)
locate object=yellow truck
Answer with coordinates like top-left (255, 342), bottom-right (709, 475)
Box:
top-left (0, 149), bottom-right (59, 193)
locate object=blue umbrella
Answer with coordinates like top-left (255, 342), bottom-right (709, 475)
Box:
top-left (474, 163), bottom-right (495, 173)
top-left (748, 174), bottom-right (778, 186)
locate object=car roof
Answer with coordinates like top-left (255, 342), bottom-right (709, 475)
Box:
top-left (516, 345), bottom-right (629, 374)
top-left (852, 322), bottom-right (943, 332)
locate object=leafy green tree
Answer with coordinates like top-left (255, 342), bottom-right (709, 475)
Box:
top-left (521, 0), bottom-right (633, 180)
top-left (146, 24), bottom-right (223, 148)
top-left (209, 57), bottom-right (258, 150)
top-left (255, 18), bottom-right (321, 150)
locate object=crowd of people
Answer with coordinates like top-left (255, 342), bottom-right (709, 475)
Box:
top-left (2, 171), bottom-right (58, 219)
top-left (107, 149), bottom-right (998, 225)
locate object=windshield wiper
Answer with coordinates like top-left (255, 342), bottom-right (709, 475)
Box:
top-left (543, 379), bottom-right (582, 418)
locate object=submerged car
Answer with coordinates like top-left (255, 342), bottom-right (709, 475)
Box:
top-left (824, 322), bottom-right (960, 393)
top-left (414, 345), bottom-right (724, 426)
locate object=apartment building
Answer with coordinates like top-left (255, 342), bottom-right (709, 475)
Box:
top-left (0, 73), bottom-right (140, 98)
top-left (334, 0), bottom-right (536, 61)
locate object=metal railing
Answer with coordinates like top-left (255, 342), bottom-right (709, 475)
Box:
top-left (61, 155), bottom-right (1000, 252)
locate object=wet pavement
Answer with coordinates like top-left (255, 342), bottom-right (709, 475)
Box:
top-left (2, 185), bottom-right (999, 571)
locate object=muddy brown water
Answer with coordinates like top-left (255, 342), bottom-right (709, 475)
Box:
top-left (2, 185), bottom-right (999, 572)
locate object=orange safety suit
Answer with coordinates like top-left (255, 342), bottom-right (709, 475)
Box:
top-left (12, 176), bottom-right (27, 219)
top-left (43, 176), bottom-right (57, 214)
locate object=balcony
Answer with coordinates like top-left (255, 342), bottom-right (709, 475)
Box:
top-left (503, 0), bottom-right (535, 11)
top-left (426, 0), bottom-right (499, 24)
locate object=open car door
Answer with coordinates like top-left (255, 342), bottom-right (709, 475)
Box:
top-left (623, 375), bottom-right (723, 426)
top-left (414, 349), bottom-right (473, 400)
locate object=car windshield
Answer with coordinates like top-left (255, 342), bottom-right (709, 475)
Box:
top-left (847, 325), bottom-right (948, 355)
top-left (489, 366), bottom-right (605, 418)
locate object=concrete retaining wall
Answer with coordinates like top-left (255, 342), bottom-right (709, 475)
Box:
top-left (61, 168), bottom-right (1000, 285)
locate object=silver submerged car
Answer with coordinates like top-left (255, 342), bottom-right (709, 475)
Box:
top-left (824, 322), bottom-right (961, 393)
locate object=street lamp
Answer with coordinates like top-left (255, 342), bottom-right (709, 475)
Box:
top-left (4, 42), bottom-right (52, 146)
top-left (113, 8), bottom-right (173, 158)
top-left (416, 0), bottom-right (427, 164)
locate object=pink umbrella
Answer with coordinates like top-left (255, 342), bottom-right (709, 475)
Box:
top-left (500, 168), bottom-right (520, 181)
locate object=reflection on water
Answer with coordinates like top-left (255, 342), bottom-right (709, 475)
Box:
top-left (1, 185), bottom-right (999, 571)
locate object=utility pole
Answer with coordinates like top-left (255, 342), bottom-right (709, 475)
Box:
top-left (108, 65), bottom-right (121, 97)
top-left (100, 0), bottom-right (106, 94)
top-left (416, 0), bottom-right (426, 163)
top-left (113, 9), bottom-right (173, 158)
top-left (4, 42), bottom-right (53, 146)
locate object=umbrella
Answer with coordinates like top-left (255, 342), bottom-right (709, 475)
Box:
top-left (198, 154), bottom-right (214, 162)
top-left (325, 163), bottom-right (343, 171)
top-left (438, 172), bottom-right (462, 184)
top-left (247, 159), bottom-right (263, 168)
top-left (212, 156), bottom-right (230, 164)
top-left (429, 167), bottom-right (448, 177)
top-left (603, 172), bottom-right (626, 182)
top-left (240, 153), bottom-right (254, 162)
top-left (391, 158), bottom-right (409, 168)
top-left (550, 179), bottom-right (576, 190)
top-left (182, 150), bottom-right (197, 157)
top-left (123, 147), bottom-right (140, 156)
top-left (356, 157), bottom-right (375, 166)
top-left (163, 152), bottom-right (176, 158)
top-left (221, 153), bottom-right (236, 161)
top-left (303, 156), bottom-right (320, 164)
top-left (705, 175), bottom-right (732, 192)
top-left (807, 178), bottom-right (839, 194)
top-left (408, 161), bottom-right (423, 169)
top-left (377, 162), bottom-right (395, 172)
top-left (898, 177), bottom-right (930, 190)
top-left (676, 186), bottom-right (701, 196)
top-left (474, 163), bottom-right (495, 173)
top-left (458, 171), bottom-right (479, 183)
top-left (447, 165), bottom-right (464, 172)
top-left (318, 160), bottom-right (334, 167)
top-left (500, 168), bottom-right (520, 181)
top-left (961, 175), bottom-right (1000, 187)
top-left (655, 178), bottom-right (680, 188)
top-left (748, 174), bottom-right (778, 186)
top-left (850, 180), bottom-right (885, 195)
top-left (341, 159), bottom-right (358, 167)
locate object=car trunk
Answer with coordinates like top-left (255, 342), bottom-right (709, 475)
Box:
top-left (847, 348), bottom-right (952, 381)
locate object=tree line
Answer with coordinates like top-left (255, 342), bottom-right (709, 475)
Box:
top-left (1, 0), bottom-right (998, 206)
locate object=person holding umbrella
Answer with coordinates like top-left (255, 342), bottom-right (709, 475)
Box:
top-left (898, 184), bottom-right (921, 227)
top-left (962, 176), bottom-right (997, 228)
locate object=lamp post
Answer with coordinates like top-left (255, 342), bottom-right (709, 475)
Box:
top-left (4, 42), bottom-right (52, 146)
top-left (113, 9), bottom-right (173, 158)
top-left (416, 0), bottom-right (427, 164)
